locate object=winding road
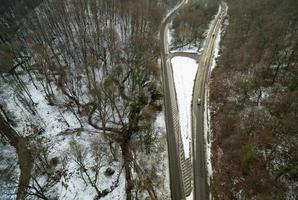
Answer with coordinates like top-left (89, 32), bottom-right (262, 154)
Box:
top-left (160, 0), bottom-right (189, 199)
top-left (191, 2), bottom-right (228, 200)
top-left (160, 0), bottom-right (227, 199)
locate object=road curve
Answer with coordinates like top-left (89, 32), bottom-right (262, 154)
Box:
top-left (159, 0), bottom-right (189, 199)
top-left (191, 2), bottom-right (228, 200)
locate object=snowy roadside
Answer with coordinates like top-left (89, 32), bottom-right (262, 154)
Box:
top-left (205, 25), bottom-right (222, 183)
top-left (205, 4), bottom-right (227, 193)
top-left (199, 5), bottom-right (222, 51)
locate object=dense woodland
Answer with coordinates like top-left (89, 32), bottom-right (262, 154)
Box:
top-left (210, 0), bottom-right (298, 199)
top-left (0, 0), bottom-right (43, 43)
top-left (0, 0), bottom-right (177, 199)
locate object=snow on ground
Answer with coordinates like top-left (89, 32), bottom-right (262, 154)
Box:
top-left (170, 45), bottom-right (200, 54)
top-left (0, 72), bottom-right (81, 137)
top-left (186, 191), bottom-right (193, 200)
top-left (47, 130), bottom-right (125, 200)
top-left (0, 73), bottom-right (126, 199)
top-left (201, 5), bottom-right (222, 53)
top-left (155, 112), bottom-right (166, 129)
top-left (167, 23), bottom-right (173, 47)
top-left (167, 24), bottom-right (200, 54)
top-left (57, 156), bottom-right (125, 200)
top-left (0, 69), bottom-right (169, 200)
top-left (171, 56), bottom-right (198, 159)
top-left (132, 111), bottom-right (171, 199)
top-left (205, 14), bottom-right (224, 189)
top-left (162, 0), bottom-right (185, 24)
top-left (0, 143), bottom-right (19, 200)
top-left (167, 4), bottom-right (222, 55)
top-left (210, 27), bottom-right (222, 72)
top-left (154, 112), bottom-right (170, 199)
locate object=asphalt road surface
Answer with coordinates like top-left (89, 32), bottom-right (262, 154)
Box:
top-left (192, 3), bottom-right (228, 200)
top-left (159, 0), bottom-right (189, 199)
top-left (159, 0), bottom-right (227, 199)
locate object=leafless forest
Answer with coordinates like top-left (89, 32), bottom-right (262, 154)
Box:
top-left (0, 0), bottom-right (297, 199)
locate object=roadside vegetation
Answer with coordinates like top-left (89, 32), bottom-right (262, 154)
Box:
top-left (210, 0), bottom-right (298, 199)
top-left (170, 0), bottom-right (219, 50)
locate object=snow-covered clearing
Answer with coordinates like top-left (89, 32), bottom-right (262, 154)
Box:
top-left (171, 56), bottom-right (198, 159)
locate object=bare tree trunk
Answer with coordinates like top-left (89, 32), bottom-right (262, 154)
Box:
top-left (121, 137), bottom-right (133, 200)
top-left (0, 115), bottom-right (34, 200)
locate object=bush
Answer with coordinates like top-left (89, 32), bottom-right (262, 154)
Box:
top-left (104, 167), bottom-right (115, 177)
top-left (240, 147), bottom-right (256, 175)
